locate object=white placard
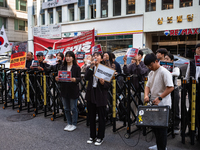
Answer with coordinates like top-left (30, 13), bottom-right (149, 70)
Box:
top-left (94, 64), bottom-right (115, 83)
top-left (42, 0), bottom-right (78, 9)
top-left (33, 24), bottom-right (61, 39)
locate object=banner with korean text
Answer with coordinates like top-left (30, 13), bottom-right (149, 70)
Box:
top-left (34, 29), bottom-right (95, 67)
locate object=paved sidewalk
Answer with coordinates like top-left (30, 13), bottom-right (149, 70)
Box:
top-left (0, 107), bottom-right (199, 150)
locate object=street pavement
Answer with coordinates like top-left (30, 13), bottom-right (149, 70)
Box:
top-left (0, 106), bottom-right (199, 150)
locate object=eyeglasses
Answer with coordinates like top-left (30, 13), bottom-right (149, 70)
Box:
top-left (146, 62), bottom-right (154, 69)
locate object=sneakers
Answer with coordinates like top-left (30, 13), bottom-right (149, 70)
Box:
top-left (67, 125), bottom-right (77, 132)
top-left (148, 145), bottom-right (157, 150)
top-left (64, 124), bottom-right (71, 131)
top-left (87, 138), bottom-right (96, 144)
top-left (94, 138), bottom-right (104, 146)
top-left (174, 129), bottom-right (180, 135)
top-left (148, 145), bottom-right (167, 150)
top-left (64, 125), bottom-right (77, 131)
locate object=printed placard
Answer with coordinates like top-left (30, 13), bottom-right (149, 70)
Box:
top-left (92, 44), bottom-right (102, 55)
top-left (58, 71), bottom-right (71, 82)
top-left (195, 55), bottom-right (200, 66)
top-left (126, 48), bottom-right (139, 58)
top-left (160, 61), bottom-right (174, 73)
top-left (32, 60), bottom-right (39, 68)
top-left (94, 64), bottom-right (115, 82)
top-left (76, 51), bottom-right (85, 60)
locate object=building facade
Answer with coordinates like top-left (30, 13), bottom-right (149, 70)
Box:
top-left (0, 0), bottom-right (28, 46)
top-left (28, 0), bottom-right (200, 58)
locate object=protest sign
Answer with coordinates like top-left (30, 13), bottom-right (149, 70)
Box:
top-left (94, 64), bottom-right (115, 82)
top-left (92, 44), bottom-right (102, 55)
top-left (58, 71), bottom-right (71, 82)
top-left (126, 48), bottom-right (139, 58)
top-left (32, 60), bottom-right (39, 68)
top-left (10, 41), bottom-right (27, 69)
top-left (195, 55), bottom-right (200, 66)
top-left (76, 51), bottom-right (85, 60)
top-left (34, 29), bottom-right (95, 67)
top-left (160, 61), bottom-right (174, 73)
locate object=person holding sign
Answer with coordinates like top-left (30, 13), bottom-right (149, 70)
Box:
top-left (55, 51), bottom-right (81, 132)
top-left (165, 53), bottom-right (180, 134)
top-left (46, 52), bottom-right (64, 72)
top-left (85, 52), bottom-right (111, 146)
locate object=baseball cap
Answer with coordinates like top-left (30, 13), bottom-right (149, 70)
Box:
top-left (36, 52), bottom-right (43, 56)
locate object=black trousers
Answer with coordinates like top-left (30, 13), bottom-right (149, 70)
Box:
top-left (174, 88), bottom-right (180, 129)
top-left (88, 101), bottom-right (106, 139)
top-left (153, 127), bottom-right (168, 150)
top-left (153, 128), bottom-right (168, 150)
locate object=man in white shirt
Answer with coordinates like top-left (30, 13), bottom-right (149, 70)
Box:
top-left (144, 53), bottom-right (174, 150)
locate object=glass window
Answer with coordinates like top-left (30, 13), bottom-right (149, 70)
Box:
top-left (0, 17), bottom-right (6, 29)
top-left (152, 36), bottom-right (158, 42)
top-left (162, 0), bottom-right (173, 10)
top-left (146, 0), bottom-right (156, 12)
top-left (80, 7), bottom-right (85, 20)
top-left (198, 33), bottom-right (200, 40)
top-left (90, 5), bottom-right (96, 19)
top-left (180, 0), bottom-right (192, 7)
top-left (0, 0), bottom-right (7, 7)
top-left (124, 35), bottom-right (133, 39)
top-left (127, 0), bottom-right (135, 14)
top-left (186, 35), bottom-right (196, 41)
top-left (78, 0), bottom-right (85, 7)
top-left (107, 39), bottom-right (132, 52)
top-left (68, 4), bottom-right (74, 21)
top-left (101, 0), bottom-right (108, 18)
top-left (14, 19), bottom-right (26, 31)
top-left (160, 35), bottom-right (177, 42)
top-left (113, 0), bottom-right (121, 16)
top-left (107, 36), bottom-right (115, 39)
top-left (56, 6), bottom-right (62, 23)
top-left (16, 0), bottom-right (27, 11)
top-left (48, 8), bottom-right (53, 24)
top-left (41, 13), bottom-right (45, 25)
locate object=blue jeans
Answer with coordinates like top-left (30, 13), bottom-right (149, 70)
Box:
top-left (62, 97), bottom-right (78, 126)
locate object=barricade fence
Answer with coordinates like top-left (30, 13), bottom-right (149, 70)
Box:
top-left (0, 68), bottom-right (199, 145)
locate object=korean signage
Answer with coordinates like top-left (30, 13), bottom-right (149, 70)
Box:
top-left (62, 30), bottom-right (97, 38)
top-left (10, 41), bottom-right (27, 69)
top-left (34, 29), bottom-right (95, 67)
top-left (164, 28), bottom-right (200, 36)
top-left (42, 0), bottom-right (78, 9)
top-left (33, 24), bottom-right (61, 39)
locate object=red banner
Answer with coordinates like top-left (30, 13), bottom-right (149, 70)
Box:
top-left (34, 29), bottom-right (95, 67)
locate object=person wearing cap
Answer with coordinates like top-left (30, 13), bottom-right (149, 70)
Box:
top-left (30, 52), bottom-right (49, 71)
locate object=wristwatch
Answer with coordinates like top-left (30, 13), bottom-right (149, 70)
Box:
top-left (158, 97), bottom-right (162, 101)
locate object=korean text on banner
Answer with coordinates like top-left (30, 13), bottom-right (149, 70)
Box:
top-left (195, 55), bottom-right (200, 66)
top-left (159, 61), bottom-right (174, 73)
top-left (34, 29), bottom-right (95, 67)
top-left (126, 48), bottom-right (139, 58)
top-left (10, 41), bottom-right (27, 69)
top-left (94, 64), bottom-right (115, 82)
top-left (0, 25), bottom-right (10, 55)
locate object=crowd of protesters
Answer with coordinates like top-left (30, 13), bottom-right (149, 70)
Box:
top-left (23, 43), bottom-right (200, 149)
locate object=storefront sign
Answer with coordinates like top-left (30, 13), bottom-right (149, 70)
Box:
top-left (164, 28), bottom-right (200, 36)
top-left (42, 0), bottom-right (78, 9)
top-left (33, 24), bottom-right (61, 39)
top-left (34, 29), bottom-right (95, 67)
top-left (94, 64), bottom-right (116, 83)
top-left (62, 30), bottom-right (97, 37)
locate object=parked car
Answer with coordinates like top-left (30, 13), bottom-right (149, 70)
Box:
top-left (173, 55), bottom-right (190, 77)
top-left (0, 56), bottom-right (10, 68)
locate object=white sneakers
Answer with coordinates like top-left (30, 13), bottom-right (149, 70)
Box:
top-left (64, 124), bottom-right (77, 131)
top-left (148, 145), bottom-right (167, 150)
